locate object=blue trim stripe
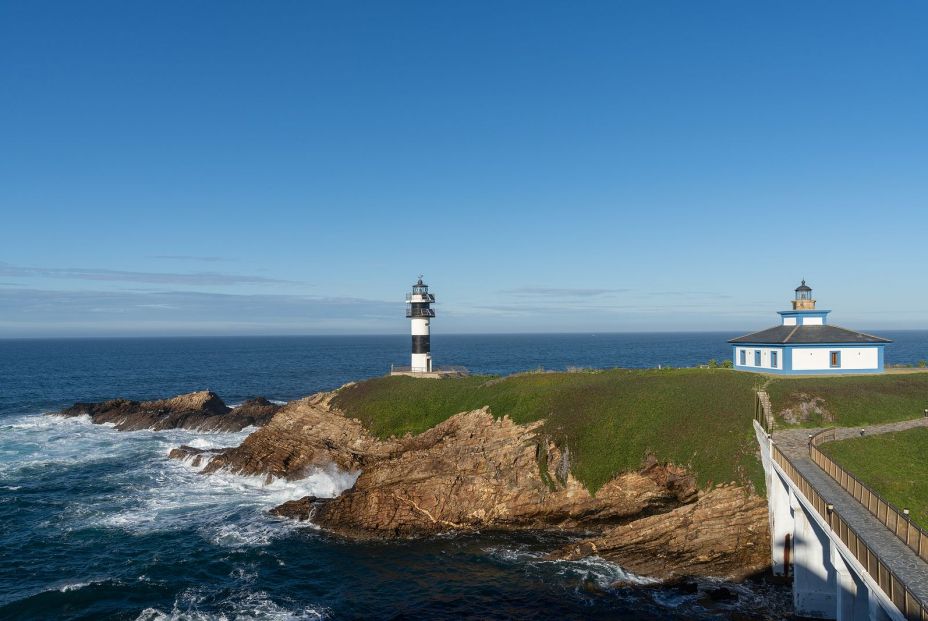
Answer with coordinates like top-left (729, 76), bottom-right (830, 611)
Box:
top-left (731, 344), bottom-right (885, 375)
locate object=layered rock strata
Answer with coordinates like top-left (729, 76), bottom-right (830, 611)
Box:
top-left (167, 389), bottom-right (771, 581)
top-left (57, 391), bottom-right (281, 432)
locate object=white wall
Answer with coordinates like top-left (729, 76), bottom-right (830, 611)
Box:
top-left (783, 317), bottom-right (797, 326)
top-left (411, 352), bottom-right (432, 371)
top-left (802, 316), bottom-right (824, 325)
top-left (791, 347), bottom-right (879, 371)
top-left (735, 346), bottom-right (784, 370)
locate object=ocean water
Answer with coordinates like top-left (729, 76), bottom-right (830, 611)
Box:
top-left (1, 332), bottom-right (926, 620)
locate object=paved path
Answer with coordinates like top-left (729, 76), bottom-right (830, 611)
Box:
top-left (772, 418), bottom-right (928, 607)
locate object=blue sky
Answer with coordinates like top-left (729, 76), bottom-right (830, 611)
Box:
top-left (1, 1), bottom-right (926, 337)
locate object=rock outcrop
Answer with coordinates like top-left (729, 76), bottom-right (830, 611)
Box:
top-left (170, 390), bottom-right (771, 581)
top-left (552, 483), bottom-right (770, 582)
top-left (57, 392), bottom-right (281, 432)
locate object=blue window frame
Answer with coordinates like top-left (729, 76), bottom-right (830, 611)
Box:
top-left (830, 351), bottom-right (841, 368)
top-left (739, 350), bottom-right (746, 365)
top-left (771, 351), bottom-right (778, 368)
top-left (754, 350), bottom-right (761, 366)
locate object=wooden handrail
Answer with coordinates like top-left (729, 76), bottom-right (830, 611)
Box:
top-left (770, 443), bottom-right (928, 621)
top-left (809, 428), bottom-right (928, 564)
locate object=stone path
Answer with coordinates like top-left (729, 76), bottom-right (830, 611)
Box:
top-left (773, 418), bottom-right (928, 607)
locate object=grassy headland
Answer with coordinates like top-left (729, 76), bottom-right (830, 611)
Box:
top-left (766, 373), bottom-right (928, 427)
top-left (819, 427), bottom-right (928, 530)
top-left (332, 369), bottom-right (765, 494)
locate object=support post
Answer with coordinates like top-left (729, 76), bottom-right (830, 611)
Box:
top-left (791, 497), bottom-right (837, 618)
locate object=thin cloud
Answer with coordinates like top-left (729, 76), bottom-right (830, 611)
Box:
top-left (149, 255), bottom-right (233, 263)
top-left (501, 287), bottom-right (629, 297)
top-left (649, 291), bottom-right (734, 299)
top-left (0, 261), bottom-right (294, 286)
top-left (0, 287), bottom-right (396, 336)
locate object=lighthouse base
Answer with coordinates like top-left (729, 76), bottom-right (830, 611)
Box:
top-left (389, 364), bottom-right (469, 379)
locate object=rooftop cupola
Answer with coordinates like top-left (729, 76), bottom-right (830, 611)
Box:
top-left (792, 280), bottom-right (816, 311)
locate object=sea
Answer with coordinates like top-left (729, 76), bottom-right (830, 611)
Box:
top-left (2, 332), bottom-right (926, 620)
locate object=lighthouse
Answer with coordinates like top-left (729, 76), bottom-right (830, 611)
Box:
top-left (406, 276), bottom-right (435, 372)
top-left (729, 280), bottom-right (891, 374)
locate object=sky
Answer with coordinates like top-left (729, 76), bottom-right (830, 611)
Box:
top-left (1, 1), bottom-right (926, 337)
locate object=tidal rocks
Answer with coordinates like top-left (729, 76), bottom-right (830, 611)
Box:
top-left (196, 391), bottom-right (400, 477)
top-left (57, 391), bottom-right (281, 432)
top-left (311, 408), bottom-right (696, 538)
top-left (178, 391), bottom-right (770, 581)
top-left (269, 496), bottom-right (322, 521)
top-left (552, 483), bottom-right (770, 582)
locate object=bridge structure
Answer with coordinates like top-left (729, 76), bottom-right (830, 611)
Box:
top-left (754, 392), bottom-right (928, 620)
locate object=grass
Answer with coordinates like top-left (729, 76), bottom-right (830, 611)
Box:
top-left (331, 368), bottom-right (765, 494)
top-left (766, 373), bottom-right (928, 428)
top-left (819, 427), bottom-right (928, 531)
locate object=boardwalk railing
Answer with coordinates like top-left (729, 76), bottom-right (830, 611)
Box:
top-left (810, 428), bottom-right (928, 564)
top-left (754, 392), bottom-right (773, 433)
top-left (770, 442), bottom-right (928, 621)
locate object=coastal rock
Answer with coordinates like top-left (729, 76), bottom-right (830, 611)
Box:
top-left (57, 391), bottom-right (281, 432)
top-left (197, 391), bottom-right (401, 477)
top-left (269, 496), bottom-right (322, 521)
top-left (552, 483), bottom-right (771, 582)
top-left (312, 408), bottom-right (692, 537)
top-left (168, 389), bottom-right (770, 582)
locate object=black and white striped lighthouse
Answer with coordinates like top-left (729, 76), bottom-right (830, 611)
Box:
top-left (406, 276), bottom-right (435, 372)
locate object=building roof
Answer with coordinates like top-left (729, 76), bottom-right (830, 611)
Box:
top-left (795, 279), bottom-right (812, 293)
top-left (728, 324), bottom-right (892, 345)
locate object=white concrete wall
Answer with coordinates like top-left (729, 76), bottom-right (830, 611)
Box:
top-left (791, 347), bottom-right (879, 371)
top-left (735, 346), bottom-right (784, 370)
top-left (411, 318), bottom-right (430, 336)
top-left (411, 352), bottom-right (431, 371)
top-left (802, 316), bottom-right (824, 326)
top-left (784, 317), bottom-right (798, 326)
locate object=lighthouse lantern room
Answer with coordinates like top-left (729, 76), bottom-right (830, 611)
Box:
top-left (406, 276), bottom-right (435, 372)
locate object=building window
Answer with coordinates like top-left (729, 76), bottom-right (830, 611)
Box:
top-left (771, 351), bottom-right (778, 368)
top-left (830, 351), bottom-right (841, 368)
top-left (754, 350), bottom-right (761, 366)
top-left (740, 350), bottom-right (746, 365)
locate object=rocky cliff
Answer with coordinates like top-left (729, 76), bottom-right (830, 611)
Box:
top-left (167, 388), bottom-right (771, 582)
top-left (57, 391), bottom-right (281, 432)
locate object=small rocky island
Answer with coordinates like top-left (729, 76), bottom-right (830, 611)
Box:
top-left (55, 377), bottom-right (771, 583)
top-left (59, 390), bottom-right (281, 431)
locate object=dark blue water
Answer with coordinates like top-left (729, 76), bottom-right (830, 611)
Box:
top-left (1, 332), bottom-right (925, 620)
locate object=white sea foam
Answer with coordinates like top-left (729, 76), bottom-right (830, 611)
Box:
top-left (135, 589), bottom-right (327, 621)
top-left (485, 544), bottom-right (656, 587)
top-left (58, 581), bottom-right (91, 592)
top-left (1, 412), bottom-right (351, 548)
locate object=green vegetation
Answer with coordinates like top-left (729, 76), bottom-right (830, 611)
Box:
top-left (332, 369), bottom-right (765, 493)
top-left (767, 373), bottom-right (928, 428)
top-left (820, 427), bottom-right (928, 531)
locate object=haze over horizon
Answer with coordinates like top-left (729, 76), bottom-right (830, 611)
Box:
top-left (2, 2), bottom-right (927, 338)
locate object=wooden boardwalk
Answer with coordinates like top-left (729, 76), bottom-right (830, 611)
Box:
top-left (773, 419), bottom-right (928, 612)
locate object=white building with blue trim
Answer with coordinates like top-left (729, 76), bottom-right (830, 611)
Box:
top-left (729, 281), bottom-right (890, 375)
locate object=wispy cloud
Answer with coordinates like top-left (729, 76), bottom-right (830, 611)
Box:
top-left (149, 255), bottom-right (233, 263)
top-left (0, 261), bottom-right (294, 286)
top-left (0, 287), bottom-right (395, 336)
top-left (500, 287), bottom-right (629, 297)
top-left (649, 290), bottom-right (733, 299)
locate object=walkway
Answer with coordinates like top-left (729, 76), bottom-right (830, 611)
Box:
top-left (773, 418), bottom-right (928, 608)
